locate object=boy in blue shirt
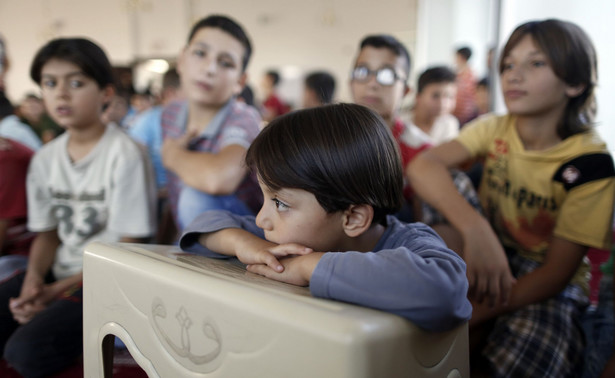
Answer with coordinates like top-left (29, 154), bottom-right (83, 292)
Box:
top-left (180, 103), bottom-right (471, 332)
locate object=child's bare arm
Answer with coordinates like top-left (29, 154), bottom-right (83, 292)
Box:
top-left (408, 141), bottom-right (515, 307)
top-left (469, 236), bottom-right (586, 326)
top-left (162, 137), bottom-right (248, 195)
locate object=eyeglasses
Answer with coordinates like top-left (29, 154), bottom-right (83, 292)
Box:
top-left (350, 66), bottom-right (405, 86)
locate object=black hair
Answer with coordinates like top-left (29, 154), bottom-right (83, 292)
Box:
top-left (305, 71), bottom-right (336, 104)
top-left (162, 68), bottom-right (180, 89)
top-left (500, 19), bottom-right (597, 138)
top-left (456, 47), bottom-right (472, 61)
top-left (238, 85), bottom-right (255, 106)
top-left (0, 91), bottom-right (14, 119)
top-left (246, 103), bottom-right (403, 225)
top-left (477, 77), bottom-right (489, 89)
top-left (417, 66), bottom-right (456, 93)
top-left (30, 38), bottom-right (114, 89)
top-left (266, 70), bottom-right (280, 86)
top-left (359, 35), bottom-right (411, 81)
top-left (187, 15), bottom-right (252, 72)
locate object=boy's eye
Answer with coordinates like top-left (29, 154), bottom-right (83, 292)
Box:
top-left (531, 60), bottom-right (546, 68)
top-left (42, 79), bottom-right (56, 88)
top-left (70, 80), bottom-right (84, 88)
top-left (272, 198), bottom-right (289, 211)
top-left (219, 59), bottom-right (235, 69)
top-left (192, 49), bottom-right (206, 58)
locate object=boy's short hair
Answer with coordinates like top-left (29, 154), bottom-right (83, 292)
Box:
top-left (305, 71), bottom-right (336, 104)
top-left (30, 38), bottom-right (114, 89)
top-left (162, 68), bottom-right (180, 90)
top-left (0, 91), bottom-right (14, 119)
top-left (359, 35), bottom-right (411, 81)
top-left (456, 47), bottom-right (472, 61)
top-left (477, 77), bottom-right (489, 89)
top-left (246, 103), bottom-right (403, 225)
top-left (266, 70), bottom-right (280, 86)
top-left (417, 66), bottom-right (456, 94)
top-left (187, 15), bottom-right (252, 72)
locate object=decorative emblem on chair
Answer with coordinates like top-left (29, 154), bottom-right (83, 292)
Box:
top-left (151, 297), bottom-right (222, 365)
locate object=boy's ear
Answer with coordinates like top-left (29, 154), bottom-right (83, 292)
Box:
top-left (234, 72), bottom-right (248, 96)
top-left (101, 85), bottom-right (115, 105)
top-left (565, 83), bottom-right (586, 98)
top-left (403, 84), bottom-right (411, 98)
top-left (342, 204), bottom-right (374, 238)
top-left (177, 47), bottom-right (187, 77)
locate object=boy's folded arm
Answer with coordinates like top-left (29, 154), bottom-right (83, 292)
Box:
top-left (164, 144), bottom-right (249, 195)
top-left (179, 210), bottom-right (264, 257)
top-left (309, 243), bottom-right (472, 332)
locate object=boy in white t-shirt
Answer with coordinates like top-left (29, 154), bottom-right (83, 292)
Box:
top-left (0, 38), bottom-right (156, 377)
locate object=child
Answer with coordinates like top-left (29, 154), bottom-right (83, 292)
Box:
top-left (161, 15), bottom-right (263, 233)
top-left (179, 103), bottom-right (471, 332)
top-left (350, 34), bottom-right (478, 225)
top-left (452, 46), bottom-right (478, 126)
top-left (260, 69), bottom-right (290, 122)
top-left (302, 70), bottom-right (336, 108)
top-left (349, 35), bottom-right (430, 221)
top-left (0, 38), bottom-right (156, 377)
top-left (409, 66), bottom-right (459, 145)
top-left (408, 19), bottom-right (615, 377)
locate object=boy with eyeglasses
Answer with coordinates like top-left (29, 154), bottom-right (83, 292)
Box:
top-left (350, 35), bottom-right (431, 221)
top-left (350, 35), bottom-right (480, 229)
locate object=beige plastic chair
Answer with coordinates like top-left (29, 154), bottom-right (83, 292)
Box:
top-left (83, 242), bottom-right (469, 377)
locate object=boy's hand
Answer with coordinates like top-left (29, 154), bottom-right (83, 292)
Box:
top-left (236, 239), bottom-right (312, 273)
top-left (161, 131), bottom-right (196, 169)
top-left (9, 277), bottom-right (45, 324)
top-left (246, 252), bottom-right (324, 286)
top-left (462, 221), bottom-right (516, 308)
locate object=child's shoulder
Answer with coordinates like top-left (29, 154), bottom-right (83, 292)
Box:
top-left (229, 99), bottom-right (262, 123)
top-left (105, 123), bottom-right (148, 157)
top-left (380, 216), bottom-right (447, 249)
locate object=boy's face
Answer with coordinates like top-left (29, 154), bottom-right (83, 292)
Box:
top-left (415, 82), bottom-right (457, 118)
top-left (178, 27), bottom-right (246, 108)
top-left (500, 35), bottom-right (578, 118)
top-left (255, 180), bottom-right (346, 253)
top-left (40, 58), bottom-right (112, 130)
top-left (350, 46), bottom-right (409, 126)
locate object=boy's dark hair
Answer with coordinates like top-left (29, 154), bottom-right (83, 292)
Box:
top-left (477, 77), bottom-right (489, 89)
top-left (187, 15), bottom-right (252, 72)
top-left (305, 71), bottom-right (336, 104)
top-left (246, 103), bottom-right (403, 225)
top-left (359, 35), bottom-right (411, 81)
top-left (162, 68), bottom-right (180, 90)
top-left (30, 38), bottom-right (114, 89)
top-left (0, 91), bottom-right (14, 119)
top-left (266, 70), bottom-right (280, 86)
top-left (456, 47), bottom-right (472, 61)
top-left (417, 66), bottom-right (456, 94)
top-left (238, 85), bottom-right (255, 106)
top-left (500, 19), bottom-right (597, 138)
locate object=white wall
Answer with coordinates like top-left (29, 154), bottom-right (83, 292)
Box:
top-left (0, 0), bottom-right (418, 107)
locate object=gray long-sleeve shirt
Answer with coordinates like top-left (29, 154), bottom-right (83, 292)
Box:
top-left (180, 210), bottom-right (472, 332)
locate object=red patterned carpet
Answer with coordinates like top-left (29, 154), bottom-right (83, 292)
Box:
top-left (0, 348), bottom-right (147, 378)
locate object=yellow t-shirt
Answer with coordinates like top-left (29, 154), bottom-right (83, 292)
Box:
top-left (457, 114), bottom-right (615, 291)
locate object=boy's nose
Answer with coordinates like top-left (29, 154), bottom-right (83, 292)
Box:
top-left (255, 208), bottom-right (272, 230)
top-left (202, 58), bottom-right (217, 75)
